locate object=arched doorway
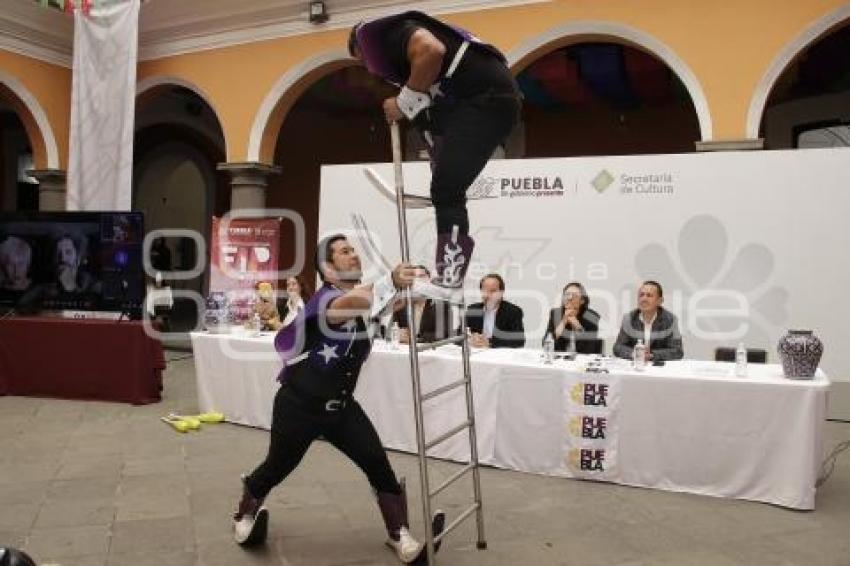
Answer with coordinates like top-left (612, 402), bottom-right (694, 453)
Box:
top-left (514, 41), bottom-right (701, 157)
top-left (759, 22), bottom-right (850, 149)
top-left (0, 100), bottom-right (36, 212)
top-left (133, 84), bottom-right (228, 333)
top-left (264, 63), bottom-right (395, 284)
top-left (0, 70), bottom-right (61, 211)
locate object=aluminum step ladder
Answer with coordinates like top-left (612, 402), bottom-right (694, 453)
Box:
top-left (388, 121), bottom-right (487, 565)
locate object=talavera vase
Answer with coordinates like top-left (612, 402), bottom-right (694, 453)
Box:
top-left (777, 330), bottom-right (823, 379)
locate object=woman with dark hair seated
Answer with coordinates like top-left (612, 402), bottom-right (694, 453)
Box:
top-left (277, 275), bottom-right (310, 328)
top-left (544, 281), bottom-right (600, 353)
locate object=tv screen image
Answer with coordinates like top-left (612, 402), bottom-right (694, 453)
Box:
top-left (0, 211), bottom-right (145, 315)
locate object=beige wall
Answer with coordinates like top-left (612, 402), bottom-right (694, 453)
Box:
top-left (137, 30), bottom-right (351, 163)
top-left (136, 0), bottom-right (849, 162)
top-left (0, 0), bottom-right (846, 168)
top-left (0, 50), bottom-right (70, 169)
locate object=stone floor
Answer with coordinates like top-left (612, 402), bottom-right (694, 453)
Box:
top-left (1, 352), bottom-right (849, 566)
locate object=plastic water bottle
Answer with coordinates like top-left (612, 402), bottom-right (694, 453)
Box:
top-left (543, 334), bottom-right (554, 364)
top-left (567, 330), bottom-right (577, 356)
top-left (251, 312), bottom-right (262, 337)
top-left (390, 322), bottom-right (400, 350)
top-left (735, 342), bottom-right (748, 377)
top-left (633, 339), bottom-right (647, 371)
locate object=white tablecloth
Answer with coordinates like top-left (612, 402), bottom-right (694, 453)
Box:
top-left (190, 330), bottom-right (829, 509)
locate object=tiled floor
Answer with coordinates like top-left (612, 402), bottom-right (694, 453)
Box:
top-left (1, 352), bottom-right (849, 565)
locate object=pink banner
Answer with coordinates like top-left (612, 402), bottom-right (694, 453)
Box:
top-left (209, 217), bottom-right (281, 322)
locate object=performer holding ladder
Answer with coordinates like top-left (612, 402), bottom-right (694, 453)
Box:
top-left (232, 236), bottom-right (444, 563)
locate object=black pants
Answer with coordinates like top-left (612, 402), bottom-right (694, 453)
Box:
top-left (245, 385), bottom-right (401, 499)
top-left (428, 93), bottom-right (520, 235)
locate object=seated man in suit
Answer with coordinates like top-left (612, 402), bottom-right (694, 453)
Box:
top-left (464, 273), bottom-right (525, 348)
top-left (544, 281), bottom-right (601, 353)
top-left (394, 266), bottom-right (453, 344)
top-left (613, 280), bottom-right (684, 362)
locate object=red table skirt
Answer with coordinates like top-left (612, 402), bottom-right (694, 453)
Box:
top-left (0, 316), bottom-right (164, 405)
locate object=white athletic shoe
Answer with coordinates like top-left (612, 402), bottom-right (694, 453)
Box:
top-left (233, 478), bottom-right (269, 547)
top-left (233, 506), bottom-right (268, 546)
top-left (385, 526), bottom-right (424, 563)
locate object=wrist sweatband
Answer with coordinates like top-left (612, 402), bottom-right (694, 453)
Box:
top-left (396, 85), bottom-right (431, 120)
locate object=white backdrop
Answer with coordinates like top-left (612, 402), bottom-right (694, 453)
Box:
top-left (319, 148), bottom-right (850, 382)
top-left (67, 0), bottom-right (140, 211)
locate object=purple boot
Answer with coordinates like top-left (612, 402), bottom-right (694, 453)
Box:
top-left (412, 227), bottom-right (475, 304)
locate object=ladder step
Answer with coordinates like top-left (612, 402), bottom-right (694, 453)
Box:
top-left (434, 502), bottom-right (480, 545)
top-left (420, 296), bottom-right (465, 307)
top-left (421, 378), bottom-right (469, 402)
top-left (402, 194), bottom-right (433, 208)
top-left (429, 463), bottom-right (475, 499)
top-left (363, 167), bottom-right (433, 209)
top-left (425, 420), bottom-right (471, 451)
top-left (416, 335), bottom-right (465, 351)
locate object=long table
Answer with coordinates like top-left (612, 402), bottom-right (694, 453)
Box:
top-left (190, 330), bottom-right (829, 510)
top-left (0, 317), bottom-right (165, 404)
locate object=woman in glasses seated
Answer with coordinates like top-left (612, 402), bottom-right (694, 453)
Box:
top-left (544, 281), bottom-right (601, 354)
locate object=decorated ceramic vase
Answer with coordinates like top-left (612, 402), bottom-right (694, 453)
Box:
top-left (777, 330), bottom-right (823, 379)
top-left (204, 292), bottom-right (231, 333)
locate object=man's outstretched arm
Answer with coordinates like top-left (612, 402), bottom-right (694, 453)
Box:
top-left (326, 264), bottom-right (415, 324)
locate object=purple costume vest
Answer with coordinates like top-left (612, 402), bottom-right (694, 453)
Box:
top-left (355, 10), bottom-right (506, 87)
top-left (274, 283), bottom-right (372, 386)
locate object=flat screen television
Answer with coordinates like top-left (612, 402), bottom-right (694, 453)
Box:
top-left (0, 211), bottom-right (145, 316)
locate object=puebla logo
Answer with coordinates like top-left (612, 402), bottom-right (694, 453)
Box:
top-left (500, 176), bottom-right (565, 198)
top-left (568, 415), bottom-right (608, 440)
top-left (570, 382), bottom-right (609, 407)
top-left (567, 448), bottom-right (607, 472)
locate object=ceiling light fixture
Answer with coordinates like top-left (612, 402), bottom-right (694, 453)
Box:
top-left (308, 1), bottom-right (328, 24)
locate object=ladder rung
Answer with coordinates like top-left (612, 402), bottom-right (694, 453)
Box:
top-left (434, 502), bottom-right (480, 544)
top-left (425, 420), bottom-right (471, 451)
top-left (429, 463), bottom-right (475, 499)
top-left (416, 335), bottom-right (465, 351)
top-left (421, 378), bottom-right (469, 402)
top-left (423, 296), bottom-right (465, 307)
top-left (363, 167), bottom-right (432, 209)
top-left (402, 194), bottom-right (433, 208)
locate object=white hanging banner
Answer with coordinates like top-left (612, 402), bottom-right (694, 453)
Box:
top-left (67, 0), bottom-right (140, 211)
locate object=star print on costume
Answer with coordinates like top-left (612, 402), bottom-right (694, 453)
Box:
top-left (318, 343), bottom-right (339, 364)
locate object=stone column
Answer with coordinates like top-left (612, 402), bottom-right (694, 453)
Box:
top-left (217, 162), bottom-right (281, 210)
top-left (27, 169), bottom-right (67, 211)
